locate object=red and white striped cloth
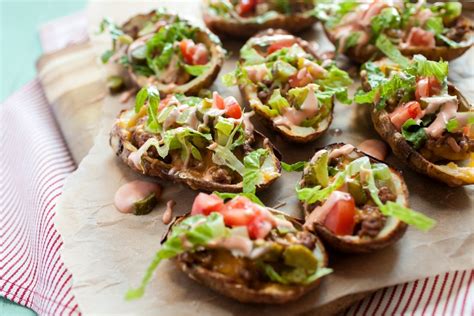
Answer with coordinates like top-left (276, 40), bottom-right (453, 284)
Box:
top-left (0, 10), bottom-right (472, 316)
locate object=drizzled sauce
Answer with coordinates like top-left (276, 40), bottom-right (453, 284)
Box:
top-left (114, 180), bottom-right (161, 214)
top-left (162, 200), bottom-right (176, 224)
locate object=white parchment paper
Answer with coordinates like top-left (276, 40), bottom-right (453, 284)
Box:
top-left (55, 1), bottom-right (474, 314)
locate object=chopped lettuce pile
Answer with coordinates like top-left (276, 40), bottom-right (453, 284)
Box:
top-left (296, 150), bottom-right (436, 231)
top-left (99, 10), bottom-right (215, 80)
top-left (224, 35), bottom-right (352, 135)
top-left (315, 0), bottom-right (464, 53)
top-left (355, 53), bottom-right (448, 109)
top-left (125, 87), bottom-right (279, 193)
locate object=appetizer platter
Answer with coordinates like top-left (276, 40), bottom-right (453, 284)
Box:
top-left (53, 0), bottom-right (474, 314)
top-left (202, 0), bottom-right (318, 38)
top-left (316, 0), bottom-right (473, 63)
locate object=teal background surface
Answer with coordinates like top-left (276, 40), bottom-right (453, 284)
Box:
top-left (1, 1), bottom-right (86, 314)
top-left (1, 0), bottom-right (86, 102)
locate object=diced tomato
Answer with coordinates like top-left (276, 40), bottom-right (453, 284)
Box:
top-left (191, 193), bottom-right (224, 215)
top-left (389, 101), bottom-right (422, 131)
top-left (406, 27), bottom-right (435, 48)
top-left (213, 92), bottom-right (225, 110)
top-left (220, 196), bottom-right (258, 226)
top-left (223, 96), bottom-right (242, 119)
top-left (289, 68), bottom-right (314, 88)
top-left (267, 38), bottom-right (296, 54)
top-left (179, 39), bottom-right (209, 65)
top-left (247, 215), bottom-right (273, 239)
top-left (191, 43), bottom-right (209, 65)
top-left (323, 193), bottom-right (356, 236)
top-left (179, 39), bottom-right (194, 65)
top-left (236, 0), bottom-right (256, 16)
top-left (415, 76), bottom-right (442, 100)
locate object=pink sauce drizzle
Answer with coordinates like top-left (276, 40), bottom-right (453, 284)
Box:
top-left (162, 200), bottom-right (176, 225)
top-left (358, 139), bottom-right (388, 161)
top-left (114, 180), bottom-right (161, 214)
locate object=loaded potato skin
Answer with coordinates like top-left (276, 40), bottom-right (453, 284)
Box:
top-left (202, 0), bottom-right (318, 38)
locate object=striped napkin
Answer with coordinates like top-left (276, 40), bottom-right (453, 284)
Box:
top-left (0, 10), bottom-right (472, 316)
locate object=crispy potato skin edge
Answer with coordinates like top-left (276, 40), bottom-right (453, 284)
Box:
top-left (301, 143), bottom-right (409, 253)
top-left (167, 213), bottom-right (329, 304)
top-left (361, 71), bottom-right (474, 187)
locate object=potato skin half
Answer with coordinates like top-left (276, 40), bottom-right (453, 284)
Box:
top-left (202, 6), bottom-right (317, 39)
top-left (301, 143), bottom-right (408, 253)
top-left (323, 16), bottom-right (473, 64)
top-left (120, 11), bottom-right (225, 95)
top-left (109, 115), bottom-right (281, 193)
top-left (168, 213), bottom-right (329, 304)
top-left (361, 70), bottom-right (474, 187)
top-left (238, 29), bottom-right (333, 143)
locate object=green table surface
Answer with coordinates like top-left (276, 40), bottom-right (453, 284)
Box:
top-left (1, 1), bottom-right (85, 314)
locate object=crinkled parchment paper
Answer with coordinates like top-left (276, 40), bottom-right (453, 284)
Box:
top-left (55, 1), bottom-right (474, 314)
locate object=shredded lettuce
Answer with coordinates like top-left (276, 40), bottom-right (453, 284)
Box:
top-left (371, 7), bottom-right (401, 37)
top-left (406, 55), bottom-right (448, 83)
top-left (240, 47), bottom-right (265, 66)
top-left (315, 66), bottom-right (353, 104)
top-left (314, 0), bottom-right (358, 29)
top-left (445, 118), bottom-right (459, 133)
top-left (375, 34), bottom-right (410, 69)
top-left (183, 64), bottom-right (210, 76)
top-left (211, 144), bottom-right (246, 175)
top-left (281, 161), bottom-right (306, 172)
top-left (305, 150), bottom-right (329, 187)
top-left (242, 149), bottom-right (270, 194)
top-left (268, 89), bottom-right (290, 114)
top-left (212, 191), bottom-right (264, 206)
top-left (401, 119), bottom-right (428, 149)
top-left (214, 117), bottom-right (235, 146)
top-left (272, 60), bottom-right (298, 81)
top-left (125, 213), bottom-right (227, 300)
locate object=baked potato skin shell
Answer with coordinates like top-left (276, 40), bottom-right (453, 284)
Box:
top-left (302, 143), bottom-right (408, 253)
top-left (323, 16), bottom-right (473, 64)
top-left (109, 115), bottom-right (281, 193)
top-left (121, 11), bottom-right (225, 95)
top-left (238, 29), bottom-right (333, 143)
top-left (361, 71), bottom-right (474, 187)
top-left (169, 213), bottom-right (328, 304)
top-left (202, 7), bottom-right (317, 39)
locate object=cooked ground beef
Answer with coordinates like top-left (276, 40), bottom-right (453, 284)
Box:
top-left (378, 186), bottom-right (397, 204)
top-left (358, 205), bottom-right (386, 238)
top-left (445, 17), bottom-right (473, 42)
top-left (295, 231), bottom-right (317, 250)
top-left (208, 166), bottom-right (234, 184)
top-left (421, 132), bottom-right (474, 162)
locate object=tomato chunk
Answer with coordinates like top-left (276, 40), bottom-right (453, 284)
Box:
top-left (224, 96), bottom-right (242, 119)
top-left (191, 193), bottom-right (224, 215)
top-left (289, 68), bottom-right (314, 88)
top-left (389, 101), bottom-right (422, 131)
top-left (406, 27), bottom-right (435, 48)
top-left (237, 0), bottom-right (256, 16)
top-left (179, 39), bottom-right (208, 65)
top-left (323, 193), bottom-right (356, 236)
top-left (267, 38), bottom-right (296, 54)
top-left (213, 92), bottom-right (225, 110)
top-left (416, 76), bottom-right (442, 100)
top-left (247, 215), bottom-right (273, 239)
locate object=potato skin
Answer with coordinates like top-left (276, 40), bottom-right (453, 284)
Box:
top-left (120, 11), bottom-right (225, 96)
top-left (301, 143), bottom-right (408, 253)
top-left (109, 114), bottom-right (281, 193)
top-left (361, 70), bottom-right (474, 187)
top-left (167, 212), bottom-right (329, 304)
top-left (238, 29), bottom-right (334, 143)
top-left (323, 16), bottom-right (473, 64)
top-left (202, 6), bottom-right (317, 39)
